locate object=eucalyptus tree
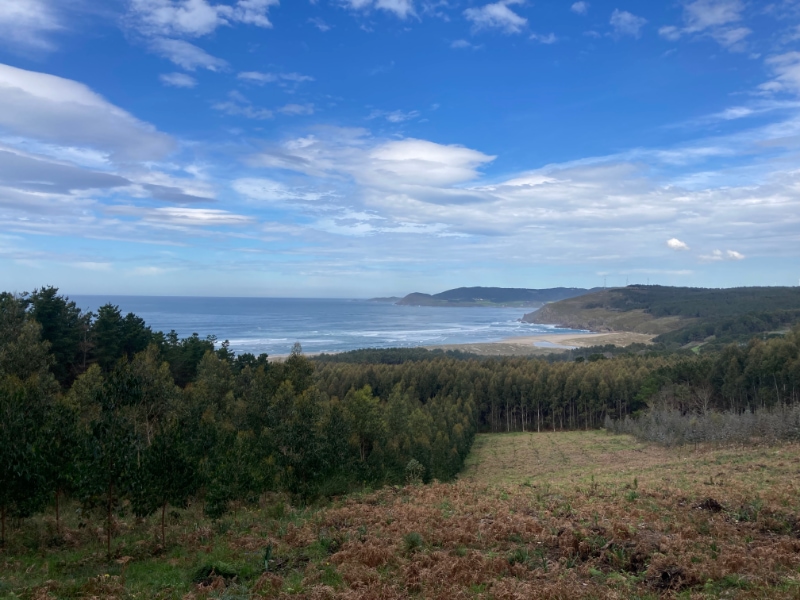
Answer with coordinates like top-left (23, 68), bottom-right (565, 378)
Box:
top-left (76, 362), bottom-right (138, 558)
top-left (131, 422), bottom-right (198, 546)
top-left (0, 294), bottom-right (58, 545)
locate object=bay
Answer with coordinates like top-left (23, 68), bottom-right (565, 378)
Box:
top-left (70, 296), bottom-right (585, 356)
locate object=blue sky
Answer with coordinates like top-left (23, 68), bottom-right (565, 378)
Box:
top-left (1, 0), bottom-right (799, 297)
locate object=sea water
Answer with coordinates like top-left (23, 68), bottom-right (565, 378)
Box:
top-left (70, 296), bottom-right (585, 356)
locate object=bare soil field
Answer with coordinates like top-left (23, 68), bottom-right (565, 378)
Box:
top-left (3, 432), bottom-right (800, 598)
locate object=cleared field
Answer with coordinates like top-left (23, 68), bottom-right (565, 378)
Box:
top-left (3, 432), bottom-right (800, 599)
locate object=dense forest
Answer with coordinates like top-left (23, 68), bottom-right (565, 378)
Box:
top-left (597, 285), bottom-right (800, 318)
top-left (2, 286), bottom-right (800, 551)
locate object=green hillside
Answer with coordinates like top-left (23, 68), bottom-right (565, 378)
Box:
top-left (524, 285), bottom-right (800, 345)
top-left (396, 286), bottom-right (598, 307)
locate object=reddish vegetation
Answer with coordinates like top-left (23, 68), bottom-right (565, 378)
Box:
top-left (15, 432), bottom-right (800, 598)
top-left (190, 433), bottom-right (800, 599)
top-left (222, 478), bottom-right (800, 599)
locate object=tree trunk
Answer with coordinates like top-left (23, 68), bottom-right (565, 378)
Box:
top-left (1, 506), bottom-right (6, 547)
top-left (107, 480), bottom-right (113, 559)
top-left (161, 502), bottom-right (167, 547)
top-left (55, 489), bottom-right (60, 536)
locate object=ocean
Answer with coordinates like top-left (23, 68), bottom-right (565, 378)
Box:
top-left (70, 296), bottom-right (585, 356)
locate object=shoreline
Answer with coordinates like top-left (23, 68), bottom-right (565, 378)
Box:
top-left (266, 330), bottom-right (654, 361)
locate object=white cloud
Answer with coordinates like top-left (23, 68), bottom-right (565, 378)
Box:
top-left (133, 266), bottom-right (170, 276)
top-left (233, 177), bottom-right (328, 202)
top-left (152, 207), bottom-right (253, 225)
top-left (761, 52), bottom-right (800, 96)
top-left (278, 103), bottom-right (315, 116)
top-left (250, 129), bottom-right (495, 188)
top-left (0, 63), bottom-right (174, 161)
top-left (128, 0), bottom-right (279, 38)
top-left (0, 0), bottom-right (61, 51)
top-left (376, 0), bottom-right (416, 18)
top-left (237, 71), bottom-right (314, 84)
top-left (213, 94), bottom-right (314, 119)
top-left (699, 249), bottom-right (724, 261)
top-left (571, 2), bottom-right (588, 16)
top-left (464, 0), bottom-right (527, 35)
top-left (150, 38), bottom-right (228, 71)
top-left (238, 115), bottom-right (800, 267)
top-left (683, 0), bottom-right (743, 31)
top-left (451, 39), bottom-right (470, 48)
top-left (530, 32), bottom-right (557, 44)
top-left (341, 0), bottom-right (417, 19)
top-left (667, 238), bottom-right (690, 250)
top-left (368, 109), bottom-right (421, 122)
top-left (658, 25), bottom-right (681, 41)
top-left (159, 72), bottom-right (198, 87)
top-left (659, 0), bottom-right (750, 51)
top-left (281, 72), bottom-right (314, 83)
top-left (213, 91), bottom-right (273, 119)
top-left (710, 25), bottom-right (750, 50)
top-left (238, 71), bottom-right (278, 83)
top-left (696, 248), bottom-right (746, 262)
top-left (75, 261), bottom-right (113, 271)
top-left (309, 17), bottom-right (331, 31)
top-left (366, 138), bottom-right (494, 185)
top-left (610, 9), bottom-right (646, 38)
top-left (105, 205), bottom-right (253, 228)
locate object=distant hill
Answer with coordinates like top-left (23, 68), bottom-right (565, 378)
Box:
top-left (395, 286), bottom-right (599, 307)
top-left (523, 285), bottom-right (800, 345)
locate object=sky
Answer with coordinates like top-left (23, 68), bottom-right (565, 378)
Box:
top-left (1, 0), bottom-right (800, 297)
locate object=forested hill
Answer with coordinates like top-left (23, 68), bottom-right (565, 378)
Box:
top-left (395, 286), bottom-right (598, 307)
top-left (524, 285), bottom-right (800, 345)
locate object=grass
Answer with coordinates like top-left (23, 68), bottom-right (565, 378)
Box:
top-left (3, 431), bottom-right (800, 598)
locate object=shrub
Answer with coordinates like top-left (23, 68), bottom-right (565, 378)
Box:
top-left (606, 404), bottom-right (800, 446)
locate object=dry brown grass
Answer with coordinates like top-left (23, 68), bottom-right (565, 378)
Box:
top-left (6, 432), bottom-right (800, 599)
top-left (262, 432), bottom-right (800, 598)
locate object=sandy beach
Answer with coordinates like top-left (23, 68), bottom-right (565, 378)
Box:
top-left (267, 331), bottom-right (655, 360)
top-left (426, 331), bottom-right (655, 356)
